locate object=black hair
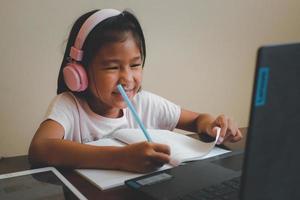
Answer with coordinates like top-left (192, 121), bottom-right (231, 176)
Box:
top-left (57, 9), bottom-right (146, 95)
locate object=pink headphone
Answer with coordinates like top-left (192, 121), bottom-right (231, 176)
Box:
top-left (63, 9), bottom-right (121, 92)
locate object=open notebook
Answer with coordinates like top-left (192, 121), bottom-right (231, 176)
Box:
top-left (76, 128), bottom-right (230, 190)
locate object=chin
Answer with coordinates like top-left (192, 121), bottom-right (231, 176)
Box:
top-left (114, 101), bottom-right (128, 109)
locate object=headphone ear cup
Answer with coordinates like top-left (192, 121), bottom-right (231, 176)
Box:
top-left (63, 63), bottom-right (88, 92)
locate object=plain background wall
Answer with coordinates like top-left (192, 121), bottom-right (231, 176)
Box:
top-left (1, 0), bottom-right (300, 157)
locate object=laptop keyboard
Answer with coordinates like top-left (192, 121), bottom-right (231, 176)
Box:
top-left (175, 177), bottom-right (240, 200)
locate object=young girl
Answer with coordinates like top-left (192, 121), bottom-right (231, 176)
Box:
top-left (29, 9), bottom-right (242, 173)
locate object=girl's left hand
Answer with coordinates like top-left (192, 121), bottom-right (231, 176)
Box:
top-left (206, 114), bottom-right (243, 144)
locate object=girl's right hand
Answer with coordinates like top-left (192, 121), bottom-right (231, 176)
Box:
top-left (117, 142), bottom-right (171, 173)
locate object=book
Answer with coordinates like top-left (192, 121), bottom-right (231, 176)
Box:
top-left (76, 128), bottom-right (230, 190)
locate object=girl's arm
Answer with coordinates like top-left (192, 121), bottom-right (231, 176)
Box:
top-left (175, 109), bottom-right (242, 143)
top-left (29, 120), bottom-right (170, 172)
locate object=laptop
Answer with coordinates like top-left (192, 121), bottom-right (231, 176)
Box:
top-left (125, 43), bottom-right (300, 200)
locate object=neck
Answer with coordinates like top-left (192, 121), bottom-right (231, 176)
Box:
top-left (86, 95), bottom-right (123, 118)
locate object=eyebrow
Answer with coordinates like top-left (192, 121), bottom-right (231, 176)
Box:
top-left (131, 56), bottom-right (142, 62)
top-left (101, 56), bottom-right (142, 64)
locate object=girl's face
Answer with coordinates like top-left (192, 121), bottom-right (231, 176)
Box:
top-left (87, 33), bottom-right (143, 115)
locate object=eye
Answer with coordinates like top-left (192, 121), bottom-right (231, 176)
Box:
top-left (131, 63), bottom-right (142, 68)
top-left (104, 65), bottom-right (119, 70)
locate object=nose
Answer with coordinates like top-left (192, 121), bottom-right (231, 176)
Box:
top-left (119, 67), bottom-right (133, 85)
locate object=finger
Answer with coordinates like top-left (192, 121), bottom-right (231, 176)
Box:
top-left (223, 126), bottom-right (235, 142)
top-left (152, 160), bottom-right (166, 168)
top-left (152, 143), bottom-right (171, 155)
top-left (224, 126), bottom-right (239, 141)
top-left (223, 118), bottom-right (239, 141)
top-left (231, 129), bottom-right (243, 142)
top-left (219, 120), bottom-right (234, 143)
top-left (224, 129), bottom-right (242, 143)
top-left (141, 161), bottom-right (160, 173)
top-left (227, 118), bottom-right (237, 137)
top-left (223, 130), bottom-right (240, 143)
top-left (224, 134), bottom-right (235, 143)
top-left (151, 152), bottom-right (170, 164)
top-left (219, 115), bottom-right (228, 138)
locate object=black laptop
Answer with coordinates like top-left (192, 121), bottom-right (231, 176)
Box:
top-left (125, 43), bottom-right (300, 200)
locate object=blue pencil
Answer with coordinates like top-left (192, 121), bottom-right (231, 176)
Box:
top-left (117, 84), bottom-right (153, 142)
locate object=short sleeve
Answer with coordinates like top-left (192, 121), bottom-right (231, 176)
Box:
top-left (44, 93), bottom-right (76, 138)
top-left (152, 93), bottom-right (181, 130)
top-left (134, 91), bottom-right (181, 131)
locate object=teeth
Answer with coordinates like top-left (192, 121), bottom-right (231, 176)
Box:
top-left (115, 86), bottom-right (134, 93)
top-left (123, 88), bottom-right (133, 92)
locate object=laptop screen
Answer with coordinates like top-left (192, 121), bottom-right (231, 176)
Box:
top-left (125, 43), bottom-right (300, 200)
top-left (241, 43), bottom-right (300, 200)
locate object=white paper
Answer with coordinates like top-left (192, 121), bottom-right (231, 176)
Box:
top-left (113, 128), bottom-right (221, 164)
top-left (76, 147), bottom-right (229, 190)
top-left (76, 128), bottom-right (229, 190)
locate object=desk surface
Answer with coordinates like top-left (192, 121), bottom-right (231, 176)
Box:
top-left (0, 128), bottom-right (247, 200)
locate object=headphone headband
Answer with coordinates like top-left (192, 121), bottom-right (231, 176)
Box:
top-left (70, 9), bottom-right (121, 61)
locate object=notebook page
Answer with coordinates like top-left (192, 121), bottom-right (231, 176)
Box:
top-left (113, 128), bottom-right (221, 163)
top-left (75, 146), bottom-right (228, 190)
top-left (75, 129), bottom-right (226, 190)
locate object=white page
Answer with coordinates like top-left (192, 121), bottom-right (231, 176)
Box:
top-left (76, 129), bottom-right (228, 190)
top-left (76, 164), bottom-right (172, 190)
top-left (113, 129), bottom-right (221, 163)
top-left (76, 138), bottom-right (173, 190)
top-left (76, 147), bottom-right (229, 190)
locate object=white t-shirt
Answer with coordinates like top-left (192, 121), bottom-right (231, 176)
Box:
top-left (45, 91), bottom-right (181, 143)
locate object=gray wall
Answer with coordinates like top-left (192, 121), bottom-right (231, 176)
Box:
top-left (1, 0), bottom-right (300, 156)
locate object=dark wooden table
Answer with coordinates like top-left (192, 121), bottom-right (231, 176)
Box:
top-left (0, 128), bottom-right (247, 200)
